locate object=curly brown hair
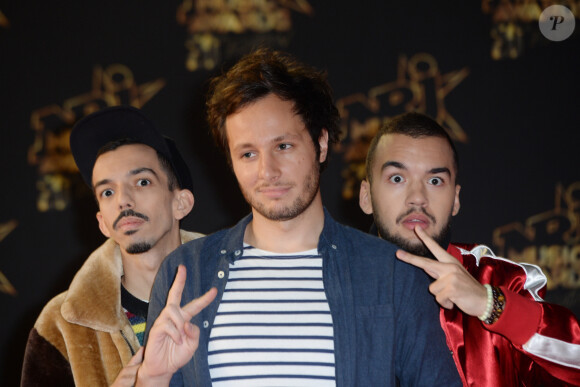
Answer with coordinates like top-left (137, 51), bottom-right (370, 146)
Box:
top-left (206, 48), bottom-right (341, 170)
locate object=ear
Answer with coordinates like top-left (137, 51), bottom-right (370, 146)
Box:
top-left (96, 212), bottom-right (111, 238)
top-left (318, 129), bottom-right (329, 163)
top-left (359, 179), bottom-right (374, 215)
top-left (452, 184), bottom-right (461, 216)
top-left (173, 189), bottom-right (195, 221)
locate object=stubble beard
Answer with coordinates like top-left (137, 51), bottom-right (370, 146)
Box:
top-left (241, 161), bottom-right (321, 222)
top-left (374, 204), bottom-right (453, 257)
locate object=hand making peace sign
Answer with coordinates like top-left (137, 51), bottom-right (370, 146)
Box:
top-left (136, 265), bottom-right (217, 387)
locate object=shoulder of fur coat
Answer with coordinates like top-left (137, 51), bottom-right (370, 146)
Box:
top-left (36, 229), bottom-right (204, 347)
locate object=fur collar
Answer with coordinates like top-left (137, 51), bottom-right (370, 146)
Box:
top-left (60, 230), bottom-right (203, 332)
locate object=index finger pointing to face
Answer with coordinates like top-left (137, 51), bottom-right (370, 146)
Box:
top-left (167, 265), bottom-right (187, 306)
top-left (414, 226), bottom-right (455, 264)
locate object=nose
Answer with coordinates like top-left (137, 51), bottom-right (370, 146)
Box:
top-left (116, 186), bottom-right (134, 210)
top-left (406, 180), bottom-right (428, 208)
top-left (258, 152), bottom-right (281, 182)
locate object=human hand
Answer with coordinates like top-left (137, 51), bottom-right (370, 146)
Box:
top-left (396, 226), bottom-right (487, 317)
top-left (110, 347), bottom-right (143, 387)
top-left (136, 265), bottom-right (217, 386)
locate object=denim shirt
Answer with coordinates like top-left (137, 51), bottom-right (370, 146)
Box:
top-left (146, 210), bottom-right (461, 386)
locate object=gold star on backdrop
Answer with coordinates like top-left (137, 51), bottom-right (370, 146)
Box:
top-left (493, 181), bottom-right (580, 289)
top-left (334, 53), bottom-right (469, 200)
top-left (27, 64), bottom-right (165, 212)
top-left (178, 0), bottom-right (314, 71)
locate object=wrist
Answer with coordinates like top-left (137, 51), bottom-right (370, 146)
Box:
top-left (478, 284), bottom-right (505, 325)
top-left (484, 288), bottom-right (541, 345)
top-left (135, 364), bottom-right (172, 387)
top-left (478, 284), bottom-right (494, 321)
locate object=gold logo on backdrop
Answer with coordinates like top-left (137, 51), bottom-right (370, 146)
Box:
top-left (27, 64), bottom-right (165, 212)
top-left (334, 53), bottom-right (469, 200)
top-left (493, 182), bottom-right (580, 289)
top-left (482, 0), bottom-right (579, 60)
top-left (0, 220), bottom-right (18, 296)
top-left (176, 0), bottom-right (314, 71)
top-left (0, 10), bottom-right (9, 28)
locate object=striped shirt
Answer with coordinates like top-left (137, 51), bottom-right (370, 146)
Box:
top-left (208, 244), bottom-right (336, 386)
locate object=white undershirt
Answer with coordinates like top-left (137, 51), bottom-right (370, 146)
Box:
top-left (208, 244), bottom-right (336, 386)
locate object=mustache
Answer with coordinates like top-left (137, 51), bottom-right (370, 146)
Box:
top-left (396, 207), bottom-right (436, 224)
top-left (113, 209), bottom-right (149, 229)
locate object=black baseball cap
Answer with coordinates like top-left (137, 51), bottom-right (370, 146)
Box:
top-left (70, 106), bottom-right (193, 192)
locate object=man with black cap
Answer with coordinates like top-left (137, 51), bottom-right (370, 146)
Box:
top-left (21, 106), bottom-right (203, 387)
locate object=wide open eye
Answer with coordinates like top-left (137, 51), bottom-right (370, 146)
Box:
top-left (100, 189), bottom-right (114, 198)
top-left (428, 177), bottom-right (443, 186)
top-left (389, 174), bottom-right (404, 184)
top-left (137, 178), bottom-right (151, 187)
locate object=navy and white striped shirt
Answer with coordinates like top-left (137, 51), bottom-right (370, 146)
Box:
top-left (208, 244), bottom-right (336, 386)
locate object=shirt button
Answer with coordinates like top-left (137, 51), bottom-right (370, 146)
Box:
top-left (203, 320), bottom-right (209, 328)
top-left (220, 249), bottom-right (227, 255)
top-left (218, 271), bottom-right (225, 279)
top-left (234, 250), bottom-right (241, 256)
top-left (331, 244), bottom-right (337, 249)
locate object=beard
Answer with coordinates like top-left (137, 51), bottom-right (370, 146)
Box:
top-left (374, 206), bottom-right (452, 257)
top-left (241, 160), bottom-right (321, 222)
top-left (126, 242), bottom-right (152, 254)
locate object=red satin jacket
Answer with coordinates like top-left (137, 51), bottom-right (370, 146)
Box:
top-left (445, 243), bottom-right (580, 386)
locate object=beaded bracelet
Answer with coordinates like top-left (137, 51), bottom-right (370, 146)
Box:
top-left (478, 284), bottom-right (494, 321)
top-left (483, 286), bottom-right (505, 325)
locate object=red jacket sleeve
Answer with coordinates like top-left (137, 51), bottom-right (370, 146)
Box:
top-left (452, 242), bottom-right (580, 385)
top-left (486, 288), bottom-right (580, 385)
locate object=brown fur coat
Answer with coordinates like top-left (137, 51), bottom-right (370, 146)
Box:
top-left (20, 230), bottom-right (202, 387)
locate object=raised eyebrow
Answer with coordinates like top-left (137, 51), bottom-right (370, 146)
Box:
top-left (380, 161), bottom-right (406, 173)
top-left (93, 167), bottom-right (158, 191)
top-left (428, 167), bottom-right (451, 176)
top-left (93, 178), bottom-right (111, 192)
top-left (130, 167), bottom-right (159, 179)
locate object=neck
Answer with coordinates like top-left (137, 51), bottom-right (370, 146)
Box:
top-left (120, 231), bottom-right (182, 300)
top-left (245, 193), bottom-right (324, 253)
